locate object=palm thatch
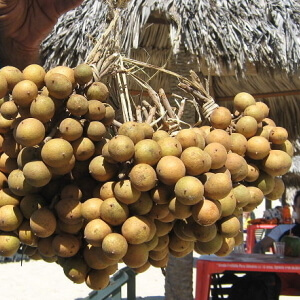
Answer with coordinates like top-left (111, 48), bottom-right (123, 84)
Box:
top-left (284, 155), bottom-right (300, 187)
top-left (41, 0), bottom-right (300, 141)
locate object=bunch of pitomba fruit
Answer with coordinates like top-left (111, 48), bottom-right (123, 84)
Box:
top-left (0, 63), bottom-right (293, 290)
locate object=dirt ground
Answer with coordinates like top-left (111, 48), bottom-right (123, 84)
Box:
top-left (0, 259), bottom-right (167, 300)
top-left (0, 257), bottom-right (295, 300)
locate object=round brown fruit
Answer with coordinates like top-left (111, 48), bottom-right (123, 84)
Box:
top-left (100, 197), bottom-right (129, 226)
top-left (81, 198), bottom-right (103, 221)
top-left (152, 130), bottom-right (169, 141)
top-left (168, 197), bottom-right (192, 219)
top-left (8, 169), bottom-right (37, 196)
top-left (0, 232), bottom-right (20, 257)
top-left (113, 179), bottom-right (141, 204)
top-left (84, 218), bottom-right (112, 247)
top-left (134, 139), bottom-right (162, 166)
top-left (203, 142), bottom-right (227, 170)
top-left (154, 220), bottom-right (173, 237)
top-left (209, 106), bottom-right (232, 129)
top-left (128, 192), bottom-right (153, 215)
top-left (0, 100), bottom-right (18, 119)
top-left (86, 81), bottom-right (109, 102)
top-left (30, 95), bottom-right (55, 123)
top-left (218, 190), bottom-right (236, 217)
top-left (122, 243), bottom-right (149, 268)
top-left (66, 94), bottom-right (89, 117)
top-left (30, 207), bottom-right (57, 238)
top-left (107, 135), bottom-right (135, 162)
top-left (0, 66), bottom-right (24, 91)
top-left (2, 134), bottom-right (22, 158)
top-left (72, 137), bottom-right (95, 161)
top-left (98, 181), bottom-right (116, 199)
top-left (19, 194), bottom-right (46, 219)
top-left (205, 129), bottom-right (231, 151)
top-left (148, 203), bottom-right (170, 220)
top-left (255, 101), bottom-right (269, 118)
top-left (156, 156), bottom-right (186, 186)
top-left (0, 187), bottom-right (21, 207)
top-left (194, 233), bottom-right (223, 255)
top-left (89, 156), bottom-right (118, 182)
top-left (101, 232), bottom-right (128, 260)
top-left (121, 216), bottom-right (152, 244)
top-left (52, 233), bottom-right (80, 257)
top-left (192, 199), bottom-right (221, 226)
top-left (157, 137), bottom-right (182, 157)
top-left (85, 121), bottom-right (106, 142)
top-left (230, 133), bottom-right (247, 156)
top-left (225, 153), bottom-right (248, 181)
top-left (180, 147), bottom-right (211, 176)
top-left (272, 140), bottom-right (294, 157)
top-left (174, 176), bottom-right (204, 205)
top-left (55, 198), bottom-right (82, 225)
top-left (129, 163), bottom-right (157, 192)
top-left (252, 172), bottom-right (275, 195)
top-left (58, 118), bottom-right (83, 141)
top-left (83, 244), bottom-right (111, 270)
top-left (60, 183), bottom-right (83, 201)
top-left (0, 73), bottom-right (8, 98)
top-left (101, 104), bottom-right (115, 125)
top-left (204, 173), bottom-right (232, 200)
top-left (214, 237), bottom-right (235, 256)
top-left (233, 92), bottom-right (256, 112)
top-left (63, 256), bottom-right (89, 284)
top-left (45, 66), bottom-right (75, 87)
top-left (22, 160), bottom-right (52, 187)
top-left (217, 215), bottom-right (241, 238)
top-left (150, 182), bottom-right (173, 204)
top-left (14, 118), bottom-right (45, 147)
top-left (265, 177), bottom-right (285, 200)
top-left (45, 73), bottom-right (73, 99)
top-left (41, 138), bottom-right (74, 168)
top-left (18, 220), bottom-right (38, 246)
top-left (269, 127), bottom-right (288, 145)
top-left (175, 128), bottom-right (199, 149)
top-left (84, 100), bottom-right (106, 121)
top-left (245, 163), bottom-right (260, 182)
top-left (0, 152), bottom-right (18, 173)
top-left (140, 123), bottom-right (154, 139)
top-left (244, 103), bottom-right (265, 123)
top-left (74, 63), bottom-right (93, 85)
top-left (0, 204), bottom-right (23, 231)
top-left (85, 269), bottom-right (110, 290)
top-left (193, 223), bottom-right (217, 242)
top-left (246, 136), bottom-right (271, 160)
top-left (0, 114), bottom-right (14, 134)
top-left (256, 124), bottom-right (275, 140)
top-left (235, 116), bottom-right (258, 138)
top-left (261, 150), bottom-right (292, 177)
top-left (232, 184), bottom-right (251, 208)
top-left (23, 64), bottom-right (46, 89)
top-left (243, 186), bottom-right (264, 211)
top-left (118, 121), bottom-right (145, 144)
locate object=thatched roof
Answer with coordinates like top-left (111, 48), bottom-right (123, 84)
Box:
top-left (41, 0), bottom-right (300, 142)
top-left (283, 154), bottom-right (300, 186)
top-left (42, 0), bottom-right (300, 72)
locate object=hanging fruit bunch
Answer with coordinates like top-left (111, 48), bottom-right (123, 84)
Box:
top-left (0, 59), bottom-right (293, 290)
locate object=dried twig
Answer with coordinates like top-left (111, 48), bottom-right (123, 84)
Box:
top-left (159, 88), bottom-right (176, 119)
top-left (146, 107), bottom-right (156, 124)
top-left (136, 106), bottom-right (143, 123)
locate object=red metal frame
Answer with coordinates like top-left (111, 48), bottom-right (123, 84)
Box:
top-left (195, 253), bottom-right (300, 300)
top-left (246, 224), bottom-right (276, 253)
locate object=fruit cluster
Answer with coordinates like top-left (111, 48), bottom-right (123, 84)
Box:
top-left (0, 63), bottom-right (293, 290)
